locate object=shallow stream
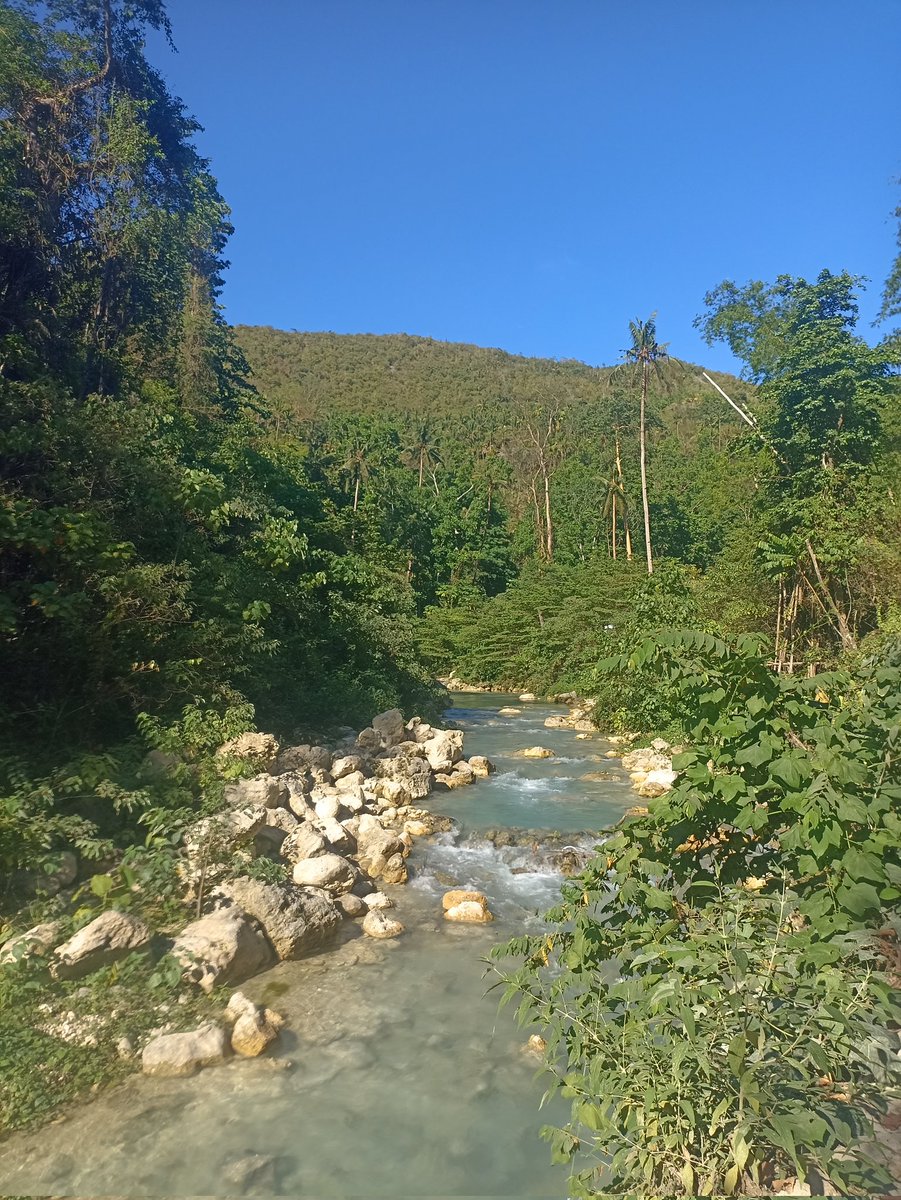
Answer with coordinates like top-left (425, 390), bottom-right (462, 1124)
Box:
top-left (0, 695), bottom-right (637, 1197)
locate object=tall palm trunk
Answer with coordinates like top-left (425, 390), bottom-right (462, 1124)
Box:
top-left (639, 362), bottom-right (654, 574)
top-left (614, 436), bottom-right (633, 561)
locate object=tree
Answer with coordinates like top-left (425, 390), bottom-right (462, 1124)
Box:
top-left (698, 270), bottom-right (898, 664)
top-left (624, 315), bottom-right (668, 575)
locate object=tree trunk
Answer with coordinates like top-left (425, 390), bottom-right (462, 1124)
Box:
top-left (418, 450), bottom-right (424, 489)
top-left (639, 363), bottom-right (654, 574)
top-left (353, 475), bottom-right (360, 513)
top-left (530, 479), bottom-right (544, 559)
top-left (615, 433), bottom-right (632, 561)
top-left (543, 469), bottom-right (554, 560)
top-left (611, 491), bottom-right (617, 560)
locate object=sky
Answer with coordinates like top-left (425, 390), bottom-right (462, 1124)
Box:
top-left (147, 1), bottom-right (900, 375)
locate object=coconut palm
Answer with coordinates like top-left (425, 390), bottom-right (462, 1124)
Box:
top-left (624, 315), bottom-right (668, 574)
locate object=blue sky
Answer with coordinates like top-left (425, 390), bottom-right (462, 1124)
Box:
top-left (148, 1), bottom-right (900, 374)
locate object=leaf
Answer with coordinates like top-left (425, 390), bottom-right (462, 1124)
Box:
top-left (835, 880), bottom-right (881, 918)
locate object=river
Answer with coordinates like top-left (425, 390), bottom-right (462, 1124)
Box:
top-left (0, 695), bottom-right (637, 1197)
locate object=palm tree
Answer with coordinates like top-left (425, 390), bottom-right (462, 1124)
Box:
top-left (624, 315), bottom-right (668, 574)
top-left (404, 421), bottom-right (443, 493)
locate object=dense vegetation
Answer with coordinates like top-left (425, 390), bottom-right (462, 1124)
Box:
top-left (1, 0), bottom-right (900, 1187)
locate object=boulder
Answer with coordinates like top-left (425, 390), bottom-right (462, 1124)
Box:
top-left (218, 732), bottom-right (279, 771)
top-left (291, 853), bottom-right (356, 895)
top-left (362, 891), bottom-right (394, 910)
top-left (451, 761), bottom-right (475, 785)
top-left (444, 899), bottom-right (494, 923)
top-left (0, 920), bottom-right (63, 966)
top-left (443, 889), bottom-right (494, 923)
top-left (520, 746), bottom-right (554, 759)
top-left (374, 750), bottom-right (432, 801)
top-left (621, 748), bottom-right (671, 774)
top-left (181, 806), bottom-right (268, 892)
top-left (434, 771), bottom-right (472, 791)
top-left (335, 769), bottom-right (366, 791)
top-left (274, 744), bottom-right (332, 775)
top-left (313, 794), bottom-right (342, 821)
top-left (172, 908), bottom-right (274, 992)
top-left (279, 824), bottom-right (327, 864)
top-left (335, 783), bottom-right (366, 811)
top-left (362, 909), bottom-right (404, 939)
top-left (330, 754), bottom-right (364, 780)
top-left (52, 911), bottom-right (152, 979)
top-left (519, 692), bottom-right (537, 702)
top-left (354, 816), bottom-right (407, 883)
top-left (318, 815), bottom-right (355, 853)
top-left (371, 708), bottom-right (405, 747)
top-left (651, 737), bottom-right (671, 752)
top-left (468, 755), bottom-right (494, 777)
top-left (421, 729), bottom-right (464, 773)
top-left (355, 727), bottom-right (382, 753)
top-left (142, 1023), bottom-right (230, 1077)
top-left (498, 707), bottom-right (521, 716)
top-left (370, 777), bottom-right (408, 807)
top-left (215, 878), bottom-right (340, 960)
top-left (223, 774), bottom-right (285, 809)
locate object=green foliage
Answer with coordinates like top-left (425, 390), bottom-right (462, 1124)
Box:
top-left (0, 949), bottom-right (218, 1134)
top-left (492, 635), bottom-right (901, 1195)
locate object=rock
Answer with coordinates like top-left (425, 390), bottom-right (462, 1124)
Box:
top-left (172, 908), bottom-right (274, 992)
top-left (651, 737), bottom-right (671, 752)
top-left (318, 815), bottom-right (355, 853)
top-left (52, 911), bottom-right (152, 979)
top-left (362, 909), bottom-right (404, 939)
top-left (215, 878), bottom-right (340, 959)
top-left (543, 715), bottom-right (568, 728)
top-left (231, 1005), bottom-right (283, 1057)
top-left (354, 816), bottom-right (407, 883)
top-left (525, 1034), bottom-right (548, 1055)
top-left (362, 891), bottom-right (394, 910)
top-left (0, 920), bottom-right (63, 966)
top-left (223, 774), bottom-right (285, 809)
top-left (371, 708), bottom-right (405, 747)
top-left (335, 769), bottom-right (366, 791)
top-left (575, 732), bottom-right (591, 740)
top-left (336, 785), bottom-right (366, 812)
top-left (518, 692), bottom-right (537, 702)
top-left (222, 1153), bottom-right (278, 1194)
top-left (330, 754), bottom-right (364, 780)
top-left (181, 806), bottom-right (269, 892)
top-left (498, 706), bottom-right (521, 716)
top-left (621, 748), bottom-right (671, 773)
top-left (274, 744), bottom-right (332, 775)
top-left (636, 768), bottom-right (677, 799)
top-left (468, 755), bottom-right (494, 777)
top-left (116, 1035), bottom-right (135, 1059)
top-left (313, 794), bottom-right (342, 820)
top-left (520, 746), bottom-right (555, 759)
top-left (142, 1022), bottom-right (230, 1077)
top-left (444, 899), bottom-right (494, 923)
top-left (442, 888), bottom-right (489, 910)
top-left (218, 732), bottom-right (279, 771)
top-left (451, 761), bottom-right (475, 784)
top-left (291, 853), bottom-right (356, 895)
top-left (443, 890), bottom-right (494, 923)
top-left (374, 749), bottom-right (432, 801)
top-left (263, 807), bottom-right (297, 834)
top-left (337, 893), bottom-right (367, 917)
top-left (403, 818), bottom-right (431, 837)
top-left (420, 729), bottom-right (464, 773)
top-left (434, 771), bottom-right (472, 790)
top-left (279, 824), bottom-right (327, 863)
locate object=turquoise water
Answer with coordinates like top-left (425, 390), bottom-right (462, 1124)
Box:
top-left (0, 696), bottom-right (635, 1198)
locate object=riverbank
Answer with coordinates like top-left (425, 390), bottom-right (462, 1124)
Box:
top-left (0, 695), bottom-right (641, 1196)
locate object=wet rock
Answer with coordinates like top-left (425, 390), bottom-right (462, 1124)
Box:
top-left (142, 1022), bottom-right (230, 1077)
top-left (362, 909), bottom-right (404, 939)
top-left (52, 910), bottom-right (152, 979)
top-left (518, 692), bottom-right (537, 702)
top-left (468, 755), bottom-right (494, 777)
top-left (443, 890), bottom-right (494, 923)
top-left (0, 920), bottom-right (63, 966)
top-left (520, 746), bottom-right (554, 759)
top-left (222, 1152), bottom-right (278, 1195)
top-left (354, 815), bottom-right (407, 883)
top-left (498, 706), bottom-right (521, 716)
top-left (218, 732), bottom-right (279, 771)
top-left (544, 714), bottom-right (568, 728)
top-left (172, 908), bottom-right (274, 992)
top-left (215, 877), bottom-right (340, 960)
top-left (524, 1034), bottom-right (548, 1056)
top-left (420, 728), bottom-right (464, 773)
top-left (362, 891), bottom-right (394, 910)
top-left (291, 852), bottom-right (356, 895)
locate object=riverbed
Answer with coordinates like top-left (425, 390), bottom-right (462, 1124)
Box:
top-left (0, 696), bottom-right (637, 1197)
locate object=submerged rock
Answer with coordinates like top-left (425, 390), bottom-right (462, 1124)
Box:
top-left (520, 746), bottom-right (555, 759)
top-left (498, 706), bottom-right (521, 716)
top-left (225, 992), bottom-right (284, 1057)
top-left (442, 890), bottom-right (494, 923)
top-left (362, 909), bottom-right (404, 939)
